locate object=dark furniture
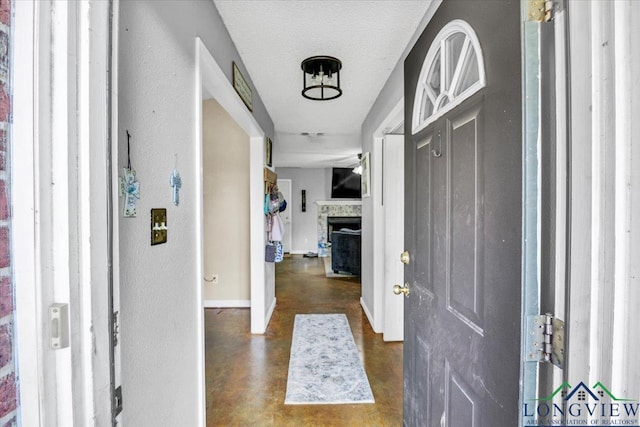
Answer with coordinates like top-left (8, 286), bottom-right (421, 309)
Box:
top-left (330, 230), bottom-right (361, 275)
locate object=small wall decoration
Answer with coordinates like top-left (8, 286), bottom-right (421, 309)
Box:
top-left (232, 61), bottom-right (253, 112)
top-left (301, 190), bottom-right (306, 212)
top-left (169, 155), bottom-right (182, 206)
top-left (170, 170), bottom-right (182, 206)
top-left (266, 137), bottom-right (273, 167)
top-left (361, 152), bottom-right (371, 198)
top-left (119, 130), bottom-right (140, 217)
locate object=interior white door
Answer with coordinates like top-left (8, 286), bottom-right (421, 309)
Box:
top-left (277, 179), bottom-right (292, 253)
top-left (383, 134), bottom-right (404, 342)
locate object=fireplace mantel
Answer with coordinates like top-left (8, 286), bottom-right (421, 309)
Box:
top-left (316, 201), bottom-right (362, 253)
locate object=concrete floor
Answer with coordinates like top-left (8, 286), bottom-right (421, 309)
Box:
top-left (205, 255), bottom-right (403, 426)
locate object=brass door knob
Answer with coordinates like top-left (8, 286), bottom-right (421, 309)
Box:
top-left (400, 251), bottom-right (410, 265)
top-left (393, 283), bottom-right (410, 297)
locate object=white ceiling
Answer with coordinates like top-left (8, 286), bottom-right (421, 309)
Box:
top-left (213, 0), bottom-right (430, 168)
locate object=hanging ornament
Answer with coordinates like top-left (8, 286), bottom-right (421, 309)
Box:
top-left (169, 154), bottom-right (182, 206)
top-left (119, 130), bottom-right (140, 217)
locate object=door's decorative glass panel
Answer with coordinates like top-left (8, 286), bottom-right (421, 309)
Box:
top-left (446, 32), bottom-right (466, 88)
top-left (420, 88), bottom-right (433, 123)
top-left (412, 20), bottom-right (486, 134)
top-left (427, 48), bottom-right (442, 95)
top-left (454, 48), bottom-right (480, 97)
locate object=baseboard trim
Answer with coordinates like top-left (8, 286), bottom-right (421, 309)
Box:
top-left (289, 250), bottom-right (313, 255)
top-left (204, 299), bottom-right (250, 308)
top-left (264, 297), bottom-right (277, 330)
top-left (360, 297), bottom-right (380, 333)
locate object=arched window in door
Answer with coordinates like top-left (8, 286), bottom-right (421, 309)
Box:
top-left (412, 19), bottom-right (486, 134)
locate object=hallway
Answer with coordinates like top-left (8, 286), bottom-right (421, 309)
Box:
top-left (205, 256), bottom-right (403, 426)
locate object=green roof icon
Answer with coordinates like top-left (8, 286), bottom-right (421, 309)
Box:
top-left (535, 381), bottom-right (633, 402)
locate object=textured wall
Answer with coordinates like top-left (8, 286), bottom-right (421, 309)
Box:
top-left (202, 99), bottom-right (250, 302)
top-left (0, 0), bottom-right (16, 424)
top-left (118, 1), bottom-right (273, 425)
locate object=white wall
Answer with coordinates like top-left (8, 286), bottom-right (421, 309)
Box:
top-left (275, 168), bottom-right (329, 253)
top-left (117, 1), bottom-right (273, 425)
top-left (202, 99), bottom-right (250, 303)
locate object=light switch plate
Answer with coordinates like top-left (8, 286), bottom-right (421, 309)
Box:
top-left (151, 208), bottom-right (167, 245)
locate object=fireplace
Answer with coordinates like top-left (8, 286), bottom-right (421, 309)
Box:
top-left (315, 200), bottom-right (362, 256)
top-left (327, 216), bottom-right (361, 242)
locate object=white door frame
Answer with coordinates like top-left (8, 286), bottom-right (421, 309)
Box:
top-left (564, 0), bottom-right (640, 397)
top-left (277, 179), bottom-right (293, 253)
top-left (382, 134), bottom-right (405, 342)
top-left (194, 38), bottom-right (269, 334)
top-left (13, 1), bottom-right (113, 425)
top-left (370, 99), bottom-right (404, 333)
top-left (194, 36), bottom-right (272, 422)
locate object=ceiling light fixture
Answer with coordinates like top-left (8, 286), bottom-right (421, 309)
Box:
top-left (301, 56), bottom-right (342, 101)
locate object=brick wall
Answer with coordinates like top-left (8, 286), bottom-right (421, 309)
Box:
top-left (0, 0), bottom-right (16, 425)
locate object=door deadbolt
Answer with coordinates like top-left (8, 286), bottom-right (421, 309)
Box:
top-left (400, 251), bottom-right (410, 265)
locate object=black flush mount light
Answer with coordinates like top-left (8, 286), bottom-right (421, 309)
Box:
top-left (301, 56), bottom-right (342, 101)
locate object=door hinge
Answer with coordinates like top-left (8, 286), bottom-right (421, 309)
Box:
top-left (112, 311), bottom-right (120, 346)
top-left (527, 0), bottom-right (559, 22)
top-left (525, 313), bottom-right (565, 369)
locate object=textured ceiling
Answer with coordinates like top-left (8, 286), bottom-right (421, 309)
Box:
top-left (214, 0), bottom-right (431, 167)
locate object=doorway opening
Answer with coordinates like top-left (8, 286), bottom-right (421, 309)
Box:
top-left (371, 99), bottom-right (406, 341)
top-left (195, 37), bottom-right (272, 422)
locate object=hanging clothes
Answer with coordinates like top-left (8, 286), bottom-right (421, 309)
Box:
top-left (269, 213), bottom-right (285, 242)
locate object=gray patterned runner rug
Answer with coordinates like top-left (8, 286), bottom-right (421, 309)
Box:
top-left (284, 313), bottom-right (375, 405)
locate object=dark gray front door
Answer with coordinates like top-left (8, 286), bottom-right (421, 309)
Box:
top-left (403, 1), bottom-right (522, 426)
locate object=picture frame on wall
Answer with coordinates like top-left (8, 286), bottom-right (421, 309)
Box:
top-left (361, 152), bottom-right (371, 198)
top-left (266, 137), bottom-right (273, 167)
top-left (232, 61), bottom-right (253, 112)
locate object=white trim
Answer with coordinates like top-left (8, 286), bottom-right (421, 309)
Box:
top-left (371, 140), bottom-right (384, 332)
top-left (412, 19), bottom-right (486, 135)
top-left (289, 250), bottom-right (309, 255)
top-left (204, 300), bottom-right (251, 308)
top-left (265, 297), bottom-right (277, 328)
top-left (13, 1), bottom-right (44, 424)
top-left (360, 297), bottom-right (379, 333)
top-left (382, 134), bottom-right (404, 342)
top-left (110, 1), bottom-right (123, 424)
top-left (564, 0), bottom-right (640, 397)
top-left (375, 99), bottom-right (405, 137)
top-left (367, 99), bottom-right (405, 334)
top-left (277, 179), bottom-right (293, 253)
top-left (14, 1), bottom-right (112, 424)
top-left (250, 135), bottom-right (270, 333)
top-left (195, 41), bottom-right (206, 427)
top-left (611, 0), bottom-right (639, 395)
top-left (76, 1), bottom-right (112, 423)
top-left (195, 37), bottom-right (269, 425)
top-left (565, 0), bottom-right (593, 389)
